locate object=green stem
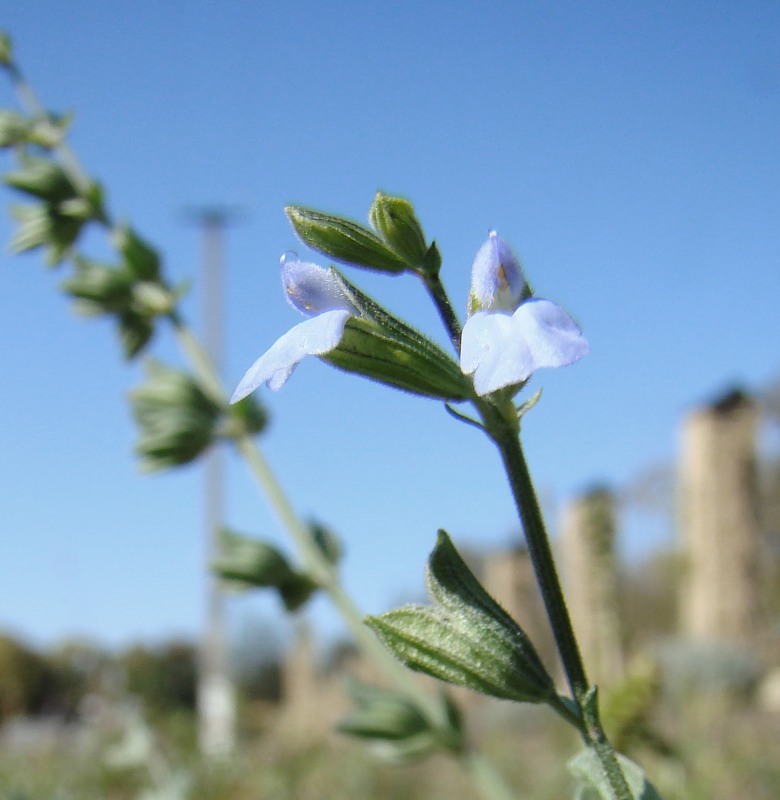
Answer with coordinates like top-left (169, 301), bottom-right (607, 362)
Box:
top-left (5, 60), bottom-right (105, 206)
top-left (422, 271), bottom-right (462, 353)
top-left (489, 420), bottom-right (632, 799)
top-left (491, 423), bottom-right (588, 699)
top-left (4, 56), bottom-right (520, 800)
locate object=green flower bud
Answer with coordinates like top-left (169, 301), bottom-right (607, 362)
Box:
top-left (286, 205), bottom-right (408, 273)
top-left (369, 192), bottom-right (429, 269)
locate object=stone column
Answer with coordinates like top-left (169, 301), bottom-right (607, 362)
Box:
top-left (560, 488), bottom-right (625, 687)
top-left (679, 389), bottom-right (761, 643)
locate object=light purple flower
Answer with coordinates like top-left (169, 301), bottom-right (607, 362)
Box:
top-left (461, 232), bottom-right (589, 396)
top-left (230, 256), bottom-right (358, 403)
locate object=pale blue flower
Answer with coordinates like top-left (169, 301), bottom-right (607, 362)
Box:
top-left (461, 232), bottom-right (588, 396)
top-left (230, 256), bottom-right (358, 402)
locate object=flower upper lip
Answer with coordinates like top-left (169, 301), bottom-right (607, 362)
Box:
top-left (230, 257), bottom-right (357, 402)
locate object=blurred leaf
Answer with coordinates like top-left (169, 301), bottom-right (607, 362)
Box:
top-left (213, 528), bottom-right (318, 612)
top-left (569, 750), bottom-right (663, 800)
top-left (62, 257), bottom-right (133, 314)
top-left (308, 520), bottom-right (343, 566)
top-left (8, 201), bottom-right (83, 265)
top-left (28, 112), bottom-right (74, 149)
top-left (226, 392), bottom-right (268, 437)
top-left (118, 311), bottom-right (155, 359)
top-left (130, 360), bottom-right (221, 470)
top-left (0, 110), bottom-right (30, 147)
top-left (4, 155), bottom-right (77, 203)
top-left (0, 31), bottom-right (13, 67)
top-left (113, 225), bottom-right (161, 281)
top-left (337, 678), bottom-right (439, 761)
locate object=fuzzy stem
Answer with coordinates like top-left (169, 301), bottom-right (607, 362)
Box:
top-left (488, 420), bottom-right (632, 799)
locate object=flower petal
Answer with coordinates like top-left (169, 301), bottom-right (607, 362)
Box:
top-left (469, 231), bottom-right (527, 313)
top-left (230, 309), bottom-right (351, 402)
top-left (513, 299), bottom-right (589, 370)
top-left (461, 312), bottom-right (534, 396)
top-left (460, 299), bottom-right (588, 396)
top-left (281, 258), bottom-right (357, 316)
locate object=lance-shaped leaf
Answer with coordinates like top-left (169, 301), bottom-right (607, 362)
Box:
top-left (212, 528), bottom-right (317, 612)
top-left (336, 677), bottom-right (463, 761)
top-left (368, 192), bottom-right (429, 269)
top-left (367, 531), bottom-right (556, 704)
top-left (286, 205), bottom-right (408, 273)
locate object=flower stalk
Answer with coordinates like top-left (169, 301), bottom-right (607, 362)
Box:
top-left (418, 273), bottom-right (633, 799)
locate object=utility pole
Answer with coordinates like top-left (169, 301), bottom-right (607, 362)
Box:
top-left (184, 206), bottom-right (242, 758)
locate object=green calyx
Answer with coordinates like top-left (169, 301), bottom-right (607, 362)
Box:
top-left (319, 269), bottom-right (471, 400)
top-left (286, 205), bottom-right (408, 273)
top-left (368, 192), bottom-right (430, 271)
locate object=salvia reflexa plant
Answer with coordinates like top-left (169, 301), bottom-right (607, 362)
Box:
top-left (1, 30), bottom-right (662, 800)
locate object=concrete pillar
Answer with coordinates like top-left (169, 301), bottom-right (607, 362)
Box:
top-left (679, 389), bottom-right (761, 643)
top-left (561, 488), bottom-right (625, 687)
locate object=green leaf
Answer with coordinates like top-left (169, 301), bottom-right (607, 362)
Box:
top-left (0, 110), bottom-right (30, 147)
top-left (286, 205), bottom-right (408, 273)
top-left (213, 529), bottom-right (297, 586)
top-left (368, 192), bottom-right (429, 269)
top-left (4, 156), bottom-right (77, 203)
top-left (118, 311), bottom-right (155, 359)
top-left (130, 360), bottom-right (221, 469)
top-left (212, 529), bottom-right (317, 612)
top-left (227, 394), bottom-right (268, 437)
top-left (337, 678), bottom-right (463, 761)
top-left (308, 521), bottom-right (343, 567)
top-left (28, 112), bottom-right (74, 149)
top-left (113, 225), bottom-right (161, 281)
top-left (568, 750), bottom-right (664, 800)
top-left (366, 531), bottom-right (556, 704)
top-left (8, 202), bottom-right (84, 266)
top-left (0, 31), bottom-right (13, 66)
top-left (62, 258), bottom-right (133, 314)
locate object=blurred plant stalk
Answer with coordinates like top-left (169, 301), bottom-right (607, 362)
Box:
top-left (0, 32), bottom-right (518, 800)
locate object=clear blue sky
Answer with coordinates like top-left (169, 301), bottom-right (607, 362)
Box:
top-left (1, 2), bottom-right (778, 649)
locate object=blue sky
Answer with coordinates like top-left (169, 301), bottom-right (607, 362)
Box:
top-left (1, 2), bottom-right (778, 649)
